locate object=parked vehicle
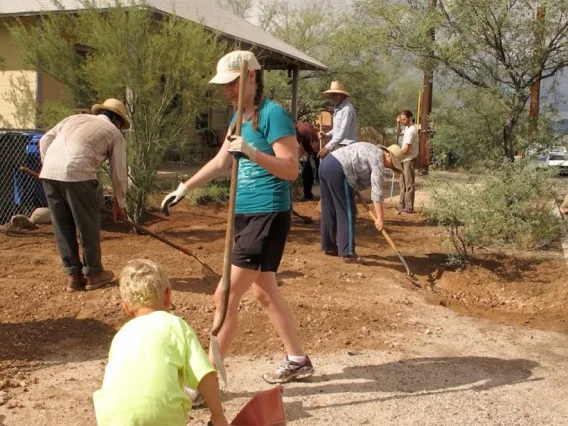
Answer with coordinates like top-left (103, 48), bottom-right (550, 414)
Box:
top-left (550, 146), bottom-right (567, 153)
top-left (547, 152), bottom-right (568, 176)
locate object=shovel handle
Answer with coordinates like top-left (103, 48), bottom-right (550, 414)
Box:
top-left (354, 190), bottom-right (413, 276)
top-left (211, 59), bottom-right (249, 337)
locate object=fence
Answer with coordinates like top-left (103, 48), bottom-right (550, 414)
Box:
top-left (0, 130), bottom-right (47, 224)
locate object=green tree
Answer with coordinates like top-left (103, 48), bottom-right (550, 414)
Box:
top-left (353, 0), bottom-right (568, 160)
top-left (9, 0), bottom-right (223, 221)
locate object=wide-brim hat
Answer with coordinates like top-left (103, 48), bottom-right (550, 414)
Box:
top-left (91, 98), bottom-right (130, 130)
top-left (323, 81), bottom-right (350, 97)
top-left (209, 50), bottom-right (262, 85)
top-left (378, 144), bottom-right (403, 174)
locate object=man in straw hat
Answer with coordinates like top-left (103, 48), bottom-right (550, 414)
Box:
top-left (319, 142), bottom-right (403, 263)
top-left (39, 98), bottom-right (130, 292)
top-left (318, 81), bottom-right (357, 159)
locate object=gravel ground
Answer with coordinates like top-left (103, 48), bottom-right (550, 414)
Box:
top-left (2, 276), bottom-right (567, 426)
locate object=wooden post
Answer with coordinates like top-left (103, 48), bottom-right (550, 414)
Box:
top-left (419, 71), bottom-right (433, 172)
top-left (291, 65), bottom-right (299, 121)
top-left (418, 0), bottom-right (436, 174)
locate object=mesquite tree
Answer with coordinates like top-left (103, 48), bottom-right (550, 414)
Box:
top-left (10, 0), bottom-right (223, 221)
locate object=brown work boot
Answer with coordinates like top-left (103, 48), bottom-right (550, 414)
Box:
top-left (85, 270), bottom-right (114, 291)
top-left (66, 272), bottom-right (87, 293)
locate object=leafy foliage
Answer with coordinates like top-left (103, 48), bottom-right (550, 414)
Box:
top-left (352, 0), bottom-right (568, 160)
top-left (424, 162), bottom-right (562, 263)
top-left (9, 0), bottom-right (223, 221)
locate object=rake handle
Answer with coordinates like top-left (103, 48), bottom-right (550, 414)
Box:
top-left (19, 167), bottom-right (218, 276)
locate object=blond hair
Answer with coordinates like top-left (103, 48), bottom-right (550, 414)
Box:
top-left (119, 259), bottom-right (171, 308)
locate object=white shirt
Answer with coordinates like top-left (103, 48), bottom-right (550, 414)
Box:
top-left (401, 125), bottom-right (419, 161)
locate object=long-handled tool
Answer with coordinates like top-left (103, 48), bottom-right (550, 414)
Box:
top-left (354, 190), bottom-right (420, 287)
top-left (19, 167), bottom-right (219, 277)
top-left (209, 59), bottom-right (249, 386)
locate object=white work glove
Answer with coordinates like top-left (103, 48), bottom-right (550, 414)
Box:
top-left (161, 182), bottom-right (189, 215)
top-left (228, 135), bottom-right (257, 162)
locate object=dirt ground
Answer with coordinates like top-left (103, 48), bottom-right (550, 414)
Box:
top-left (0, 182), bottom-right (567, 425)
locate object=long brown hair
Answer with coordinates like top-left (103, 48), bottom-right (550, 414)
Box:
top-left (251, 70), bottom-right (264, 131)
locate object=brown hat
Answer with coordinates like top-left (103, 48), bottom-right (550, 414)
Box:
top-left (323, 81), bottom-right (350, 97)
top-left (91, 98), bottom-right (130, 130)
top-left (378, 144), bottom-right (403, 174)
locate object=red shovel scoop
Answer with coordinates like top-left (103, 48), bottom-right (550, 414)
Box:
top-left (207, 386), bottom-right (286, 426)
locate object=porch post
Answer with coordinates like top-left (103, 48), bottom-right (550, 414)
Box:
top-left (290, 65), bottom-right (299, 121)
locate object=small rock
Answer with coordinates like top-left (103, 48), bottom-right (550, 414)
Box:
top-left (425, 328), bottom-right (433, 335)
top-left (347, 351), bottom-right (362, 356)
top-left (19, 381), bottom-right (27, 388)
top-left (30, 207), bottom-right (51, 224)
top-left (10, 215), bottom-right (36, 230)
top-left (0, 390), bottom-right (9, 406)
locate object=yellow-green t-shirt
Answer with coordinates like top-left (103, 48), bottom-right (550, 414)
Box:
top-left (93, 311), bottom-right (216, 426)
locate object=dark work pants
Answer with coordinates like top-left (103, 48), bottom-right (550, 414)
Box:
top-left (42, 179), bottom-right (103, 275)
top-left (398, 158), bottom-right (416, 211)
top-left (302, 154), bottom-right (319, 199)
top-left (319, 155), bottom-right (356, 257)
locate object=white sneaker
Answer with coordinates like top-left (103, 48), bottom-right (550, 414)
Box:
top-left (184, 386), bottom-right (205, 408)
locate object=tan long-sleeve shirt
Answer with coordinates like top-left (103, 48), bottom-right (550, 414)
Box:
top-left (39, 114), bottom-right (128, 207)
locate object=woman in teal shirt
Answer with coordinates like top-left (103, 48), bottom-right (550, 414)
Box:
top-left (162, 51), bottom-right (314, 386)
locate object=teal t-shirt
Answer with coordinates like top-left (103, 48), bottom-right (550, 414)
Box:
top-left (231, 99), bottom-right (296, 214)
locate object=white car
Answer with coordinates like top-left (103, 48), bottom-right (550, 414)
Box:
top-left (547, 153), bottom-right (568, 176)
top-left (550, 146), bottom-right (567, 153)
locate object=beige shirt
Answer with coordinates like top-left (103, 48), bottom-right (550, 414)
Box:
top-left (40, 114), bottom-right (128, 207)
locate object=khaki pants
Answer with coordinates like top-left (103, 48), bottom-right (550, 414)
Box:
top-left (398, 158), bottom-right (416, 212)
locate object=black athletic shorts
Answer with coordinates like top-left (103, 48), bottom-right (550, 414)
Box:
top-left (232, 210), bottom-right (291, 272)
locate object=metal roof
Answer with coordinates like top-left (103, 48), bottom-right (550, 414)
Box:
top-left (0, 0), bottom-right (327, 71)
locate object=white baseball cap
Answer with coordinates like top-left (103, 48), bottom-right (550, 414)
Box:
top-left (209, 50), bottom-right (262, 85)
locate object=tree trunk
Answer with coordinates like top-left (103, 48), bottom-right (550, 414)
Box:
top-left (502, 105), bottom-right (523, 161)
top-left (503, 119), bottom-right (515, 161)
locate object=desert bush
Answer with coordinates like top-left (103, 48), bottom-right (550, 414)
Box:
top-left (188, 180), bottom-right (230, 206)
top-left (424, 161), bottom-right (562, 264)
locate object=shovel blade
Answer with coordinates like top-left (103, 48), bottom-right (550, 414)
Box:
top-left (231, 386), bottom-right (286, 426)
top-left (210, 334), bottom-right (227, 386)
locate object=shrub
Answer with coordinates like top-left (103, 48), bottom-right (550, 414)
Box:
top-left (424, 161), bottom-right (562, 264)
